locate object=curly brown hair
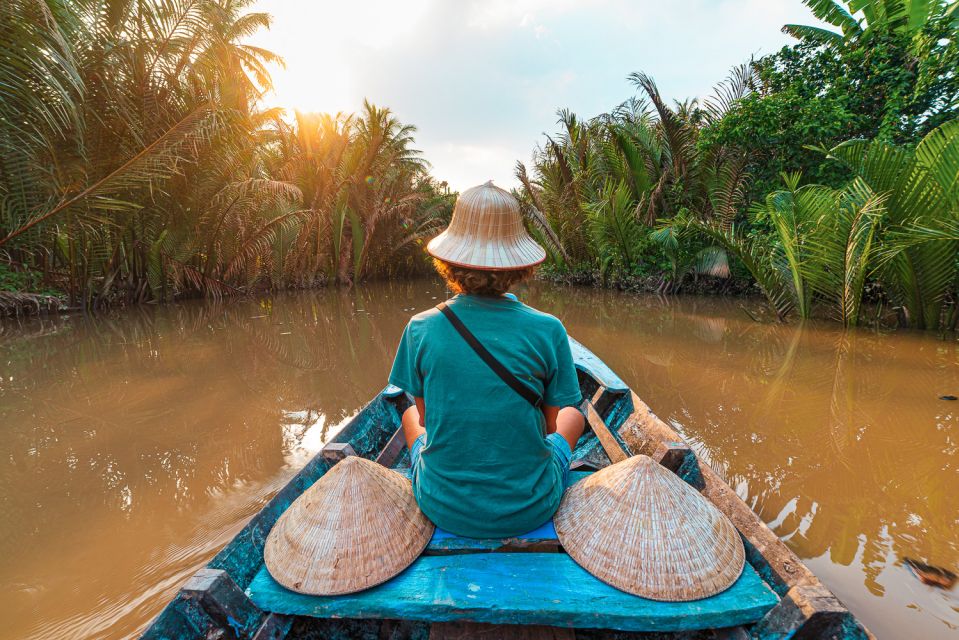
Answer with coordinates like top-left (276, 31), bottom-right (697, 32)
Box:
top-left (433, 259), bottom-right (537, 296)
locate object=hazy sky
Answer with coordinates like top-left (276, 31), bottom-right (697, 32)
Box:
top-left (248, 0), bottom-right (821, 191)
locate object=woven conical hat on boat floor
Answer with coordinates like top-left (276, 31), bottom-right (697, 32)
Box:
top-left (264, 456), bottom-right (434, 595)
top-left (554, 455), bottom-right (745, 602)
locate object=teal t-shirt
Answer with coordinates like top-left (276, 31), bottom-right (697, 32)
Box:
top-left (388, 293), bottom-right (582, 538)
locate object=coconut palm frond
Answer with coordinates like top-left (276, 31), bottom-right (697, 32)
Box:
top-left (824, 120), bottom-right (959, 329)
top-left (803, 181), bottom-right (887, 326)
top-left (782, 24), bottom-right (846, 44)
top-left (704, 62), bottom-right (760, 123)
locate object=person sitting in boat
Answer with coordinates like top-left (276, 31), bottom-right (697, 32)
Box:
top-left (388, 180), bottom-right (586, 538)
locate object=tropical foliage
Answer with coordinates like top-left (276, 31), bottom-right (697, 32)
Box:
top-left (4, 0), bottom-right (957, 330)
top-left (519, 0), bottom-right (959, 330)
top-left (703, 0), bottom-right (959, 198)
top-left (265, 107), bottom-right (451, 287)
top-left (515, 68), bottom-right (755, 286)
top-left (0, 0), bottom-right (451, 308)
top-left (687, 172), bottom-right (887, 326)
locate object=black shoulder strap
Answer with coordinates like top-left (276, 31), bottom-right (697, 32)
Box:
top-left (436, 302), bottom-right (543, 409)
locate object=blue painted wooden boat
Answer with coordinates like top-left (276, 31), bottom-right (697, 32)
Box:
top-left (141, 337), bottom-right (873, 640)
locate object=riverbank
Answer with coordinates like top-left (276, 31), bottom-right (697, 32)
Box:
top-left (0, 268), bottom-right (331, 318)
top-left (537, 266), bottom-right (757, 297)
top-left (0, 292), bottom-right (66, 317)
top-left (5, 270), bottom-right (955, 335)
top-left (539, 265), bottom-right (959, 332)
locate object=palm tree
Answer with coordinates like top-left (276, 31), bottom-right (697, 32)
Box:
top-left (686, 173), bottom-right (885, 326)
top-left (688, 120), bottom-right (957, 329)
top-left (830, 119), bottom-right (959, 329)
top-left (3, 1), bottom-right (449, 304)
top-left (0, 0), bottom-right (289, 305)
top-left (515, 67), bottom-right (757, 284)
top-left (268, 102), bottom-right (445, 286)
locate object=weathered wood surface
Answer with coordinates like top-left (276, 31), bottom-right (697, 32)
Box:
top-left (251, 613), bottom-right (293, 640)
top-left (618, 392), bottom-right (873, 639)
top-left (320, 442), bottom-right (356, 463)
top-left (652, 441), bottom-right (693, 473)
top-left (246, 553), bottom-right (778, 632)
top-left (181, 568), bottom-right (264, 639)
top-left (585, 389), bottom-right (630, 463)
top-left (570, 386), bottom-right (633, 471)
top-left (383, 383), bottom-right (406, 397)
top-left (375, 426), bottom-right (407, 468)
top-left (752, 584), bottom-right (870, 640)
top-left (426, 519), bottom-right (560, 554)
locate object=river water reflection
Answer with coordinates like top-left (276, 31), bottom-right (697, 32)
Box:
top-left (1, 279), bottom-right (956, 639)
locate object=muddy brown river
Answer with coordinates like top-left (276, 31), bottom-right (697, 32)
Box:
top-left (1, 279), bottom-right (957, 639)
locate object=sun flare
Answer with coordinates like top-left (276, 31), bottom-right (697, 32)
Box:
top-left (250, 0), bottom-right (430, 113)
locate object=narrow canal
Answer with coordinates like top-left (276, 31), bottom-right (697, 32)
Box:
top-left (1, 280), bottom-right (956, 639)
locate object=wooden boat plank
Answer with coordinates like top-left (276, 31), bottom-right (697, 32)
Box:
top-left (568, 336), bottom-right (628, 393)
top-left (251, 613), bottom-right (293, 640)
top-left (246, 553), bottom-right (779, 632)
top-left (570, 388), bottom-right (635, 470)
top-left (181, 568), bottom-right (264, 637)
top-left (426, 538), bottom-right (561, 554)
top-left (427, 520), bottom-right (559, 554)
top-left (383, 384), bottom-right (406, 397)
top-left (375, 426), bottom-right (407, 468)
top-left (584, 389), bottom-right (630, 463)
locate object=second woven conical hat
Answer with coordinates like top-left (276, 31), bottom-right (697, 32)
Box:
top-left (264, 456), bottom-right (434, 595)
top-left (554, 455), bottom-right (745, 601)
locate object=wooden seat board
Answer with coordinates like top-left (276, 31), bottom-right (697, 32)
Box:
top-left (247, 553), bottom-right (778, 632)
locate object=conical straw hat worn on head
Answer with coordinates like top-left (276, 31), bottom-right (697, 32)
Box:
top-left (426, 180), bottom-right (546, 270)
top-left (554, 454), bottom-right (745, 602)
top-left (264, 456), bottom-right (434, 595)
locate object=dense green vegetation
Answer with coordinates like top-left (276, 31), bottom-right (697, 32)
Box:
top-left (0, 0), bottom-right (452, 309)
top-left (3, 0), bottom-right (957, 330)
top-left (517, 0), bottom-right (959, 330)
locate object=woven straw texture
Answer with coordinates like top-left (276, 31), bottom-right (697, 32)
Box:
top-left (554, 455), bottom-right (745, 602)
top-left (427, 180), bottom-right (546, 269)
top-left (264, 456), bottom-right (434, 595)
